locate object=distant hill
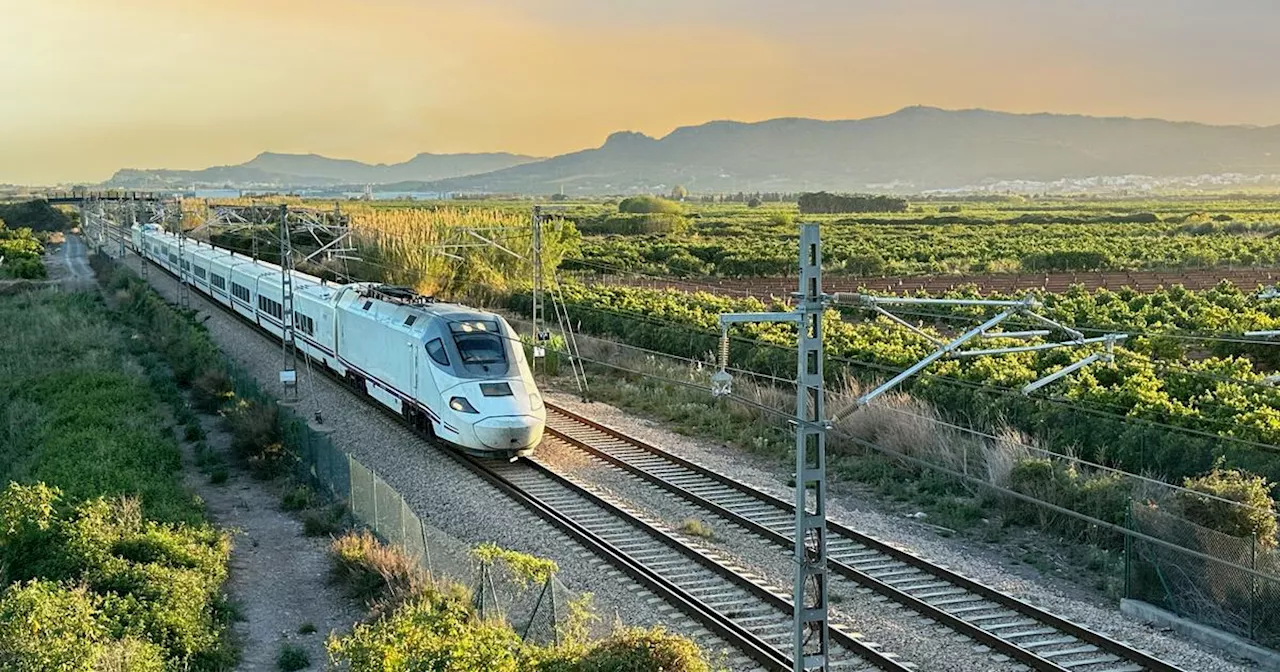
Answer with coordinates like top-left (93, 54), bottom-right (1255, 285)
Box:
top-left (107, 151), bottom-right (540, 189)
top-left (392, 107), bottom-right (1280, 194)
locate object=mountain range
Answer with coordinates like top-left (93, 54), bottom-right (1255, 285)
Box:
top-left (108, 151), bottom-right (540, 188)
top-left (105, 107), bottom-right (1280, 194)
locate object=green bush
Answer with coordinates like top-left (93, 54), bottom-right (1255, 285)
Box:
top-left (1006, 458), bottom-right (1131, 531)
top-left (223, 399), bottom-right (287, 478)
top-left (0, 485), bottom-right (232, 669)
top-left (277, 643), bottom-right (310, 671)
top-left (328, 586), bottom-right (526, 672)
top-left (574, 627), bottom-right (711, 672)
top-left (617, 195), bottom-right (683, 215)
top-left (579, 213), bottom-right (689, 236)
top-left (1178, 466), bottom-right (1278, 546)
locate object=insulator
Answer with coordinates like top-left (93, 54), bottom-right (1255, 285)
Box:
top-left (718, 331), bottom-right (730, 369)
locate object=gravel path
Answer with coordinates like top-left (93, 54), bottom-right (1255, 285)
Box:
top-left (545, 392), bottom-right (1259, 672)
top-left (180, 414), bottom-right (361, 670)
top-left (116, 251), bottom-right (750, 669)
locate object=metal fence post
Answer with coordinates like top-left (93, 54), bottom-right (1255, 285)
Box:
top-left (1124, 504), bottom-right (1132, 599)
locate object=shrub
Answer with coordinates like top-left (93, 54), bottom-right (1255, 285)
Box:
top-left (303, 505), bottom-right (346, 538)
top-left (223, 399), bottom-right (287, 478)
top-left (328, 586), bottom-right (525, 672)
top-left (1178, 466), bottom-right (1277, 546)
top-left (282, 485), bottom-right (315, 512)
top-left (575, 627), bottom-right (711, 672)
top-left (277, 643), bottom-right (310, 671)
top-left (191, 367), bottom-right (233, 412)
top-left (617, 195), bottom-right (683, 215)
top-left (578, 213), bottom-right (689, 236)
top-left (330, 530), bottom-right (425, 610)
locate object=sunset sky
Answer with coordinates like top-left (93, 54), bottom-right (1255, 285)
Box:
top-left (3, 0), bottom-right (1278, 184)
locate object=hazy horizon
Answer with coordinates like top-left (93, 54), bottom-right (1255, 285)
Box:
top-left (4, 0), bottom-right (1279, 184)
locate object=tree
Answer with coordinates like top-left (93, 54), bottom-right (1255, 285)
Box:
top-left (670, 185), bottom-right (688, 201)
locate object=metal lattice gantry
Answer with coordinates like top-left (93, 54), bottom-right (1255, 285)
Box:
top-left (712, 222), bottom-right (830, 672)
top-left (827, 293), bottom-right (1128, 416)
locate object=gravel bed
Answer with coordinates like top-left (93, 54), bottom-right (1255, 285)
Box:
top-left (115, 254), bottom-right (750, 669)
top-left (537, 437), bottom-right (1017, 671)
top-left (546, 391), bottom-right (1260, 672)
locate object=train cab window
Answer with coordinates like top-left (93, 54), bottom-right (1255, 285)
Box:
top-left (362, 301), bottom-right (373, 311)
top-left (426, 338), bottom-right (450, 366)
top-left (403, 315), bottom-right (417, 327)
top-left (450, 320), bottom-right (506, 365)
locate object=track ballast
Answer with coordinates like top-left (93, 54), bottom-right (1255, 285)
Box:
top-left (544, 402), bottom-right (1188, 672)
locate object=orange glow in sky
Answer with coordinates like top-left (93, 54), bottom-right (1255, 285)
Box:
top-left (2, 0), bottom-right (1277, 184)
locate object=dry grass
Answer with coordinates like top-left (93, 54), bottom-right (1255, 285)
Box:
top-left (679, 518), bottom-right (715, 540)
top-left (330, 530), bottom-right (427, 614)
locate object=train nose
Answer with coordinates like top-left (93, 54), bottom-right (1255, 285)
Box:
top-left (473, 415), bottom-right (543, 452)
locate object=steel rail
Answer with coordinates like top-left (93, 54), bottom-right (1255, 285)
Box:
top-left (545, 402), bottom-right (1187, 672)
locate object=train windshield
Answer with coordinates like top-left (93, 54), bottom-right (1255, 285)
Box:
top-left (450, 320), bottom-right (507, 365)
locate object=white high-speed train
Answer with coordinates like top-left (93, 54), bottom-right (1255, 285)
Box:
top-left (131, 223), bottom-right (545, 458)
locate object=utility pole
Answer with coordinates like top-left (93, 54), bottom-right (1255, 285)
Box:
top-left (278, 204), bottom-right (298, 399)
top-left (531, 206), bottom-right (549, 366)
top-left (713, 223), bottom-right (829, 671)
top-left (174, 201), bottom-right (190, 310)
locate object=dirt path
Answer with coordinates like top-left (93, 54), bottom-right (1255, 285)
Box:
top-left (181, 413), bottom-right (362, 670)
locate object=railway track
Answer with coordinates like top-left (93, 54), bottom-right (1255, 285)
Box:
top-left (455, 453), bottom-right (914, 671)
top-left (109, 244), bottom-right (913, 671)
top-left (543, 402), bottom-right (1188, 672)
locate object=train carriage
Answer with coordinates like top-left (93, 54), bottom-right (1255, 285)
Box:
top-left (127, 221), bottom-right (544, 458)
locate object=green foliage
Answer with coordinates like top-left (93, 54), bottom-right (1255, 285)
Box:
top-left (679, 518), bottom-right (715, 539)
top-left (223, 399), bottom-right (288, 478)
top-left (798, 192), bottom-right (909, 214)
top-left (328, 586), bottom-right (527, 672)
top-left (572, 627), bottom-right (711, 672)
top-left (0, 486), bottom-right (232, 669)
top-left (471, 542), bottom-right (558, 587)
top-left (1007, 459), bottom-right (1131, 529)
top-left (1179, 464), bottom-right (1278, 546)
top-left (510, 280), bottom-right (1280, 495)
top-left (617, 195), bottom-right (683, 215)
top-left (573, 197), bottom-right (1280, 277)
top-left (281, 485), bottom-right (315, 512)
top-left (0, 200), bottom-right (72, 232)
top-left (276, 643), bottom-right (310, 671)
top-left (578, 213), bottom-right (690, 236)
top-left (0, 222), bottom-right (46, 279)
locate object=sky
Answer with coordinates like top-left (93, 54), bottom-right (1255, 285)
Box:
top-left (3, 0), bottom-right (1279, 184)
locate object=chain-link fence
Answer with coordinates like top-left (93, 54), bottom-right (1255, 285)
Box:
top-left (1128, 502), bottom-right (1280, 648)
top-left (224, 361), bottom-right (575, 642)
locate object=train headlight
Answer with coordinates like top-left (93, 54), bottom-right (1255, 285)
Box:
top-left (449, 396), bottom-right (479, 414)
top-left (529, 392), bottom-right (544, 411)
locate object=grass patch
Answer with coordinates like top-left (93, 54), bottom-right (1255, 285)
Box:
top-left (282, 485), bottom-right (316, 512)
top-left (330, 530), bottom-right (425, 612)
top-left (679, 518), bottom-right (716, 540)
top-left (297, 621), bottom-right (317, 635)
top-left (303, 504), bottom-right (346, 537)
top-left (276, 643), bottom-right (310, 671)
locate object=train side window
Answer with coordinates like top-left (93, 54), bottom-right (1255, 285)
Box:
top-left (426, 338), bottom-right (450, 366)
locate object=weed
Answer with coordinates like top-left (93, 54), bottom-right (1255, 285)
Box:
top-left (281, 485), bottom-right (315, 512)
top-left (276, 643), bottom-right (310, 671)
top-left (679, 518), bottom-right (715, 540)
top-left (330, 530), bottom-right (426, 612)
top-left (297, 622), bottom-right (317, 635)
top-left (184, 422), bottom-right (205, 442)
top-left (303, 505), bottom-right (345, 537)
top-left (209, 467), bottom-right (229, 485)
